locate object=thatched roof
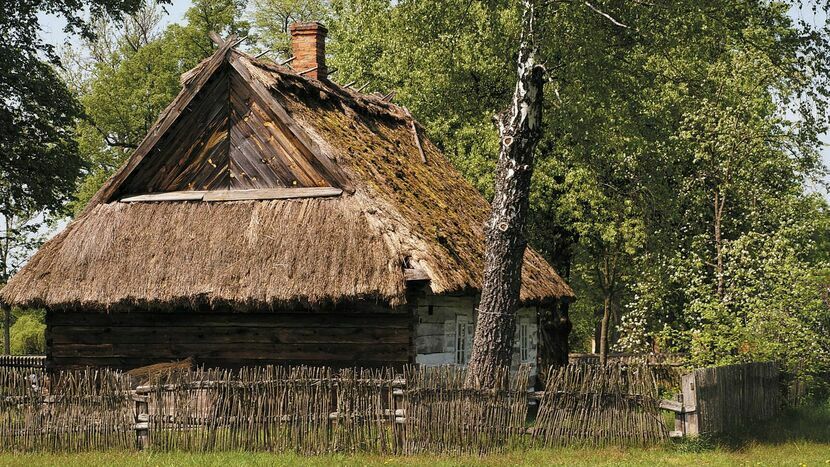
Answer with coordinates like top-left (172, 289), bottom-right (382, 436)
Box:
top-left (0, 43), bottom-right (573, 311)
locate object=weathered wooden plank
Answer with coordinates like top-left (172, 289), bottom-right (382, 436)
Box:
top-left (402, 106), bottom-right (426, 163)
top-left (414, 337), bottom-right (444, 354)
top-left (247, 99), bottom-right (326, 187)
top-left (229, 73), bottom-right (324, 188)
top-left (681, 362), bottom-right (779, 436)
top-left (51, 325), bottom-right (411, 345)
top-left (48, 311), bottom-right (410, 327)
top-left (120, 65), bottom-right (232, 194)
top-left (414, 352), bottom-right (454, 365)
top-left (415, 323), bottom-right (445, 336)
top-left (228, 53), bottom-right (354, 192)
top-left (120, 187), bottom-right (342, 203)
top-left (154, 76), bottom-right (232, 191)
top-left (228, 121), bottom-right (285, 188)
top-left (167, 111), bottom-right (231, 190)
top-left (418, 295), bottom-right (477, 308)
top-left (119, 67), bottom-right (232, 193)
top-left (228, 85), bottom-right (293, 187)
top-left (404, 268), bottom-right (430, 281)
top-left (203, 187), bottom-right (342, 201)
top-left (681, 372), bottom-right (700, 436)
top-left (51, 342), bottom-right (411, 361)
top-left (121, 191), bottom-right (207, 202)
top-left (659, 399), bottom-right (695, 414)
top-left (228, 76), bottom-right (292, 188)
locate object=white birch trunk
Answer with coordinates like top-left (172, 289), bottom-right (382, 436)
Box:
top-left (465, 0), bottom-right (546, 388)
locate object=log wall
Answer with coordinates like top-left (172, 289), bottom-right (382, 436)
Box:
top-left (413, 294), bottom-right (538, 372)
top-left (46, 309), bottom-right (412, 370)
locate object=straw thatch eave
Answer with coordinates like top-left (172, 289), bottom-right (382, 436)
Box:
top-left (0, 195), bottom-right (406, 311)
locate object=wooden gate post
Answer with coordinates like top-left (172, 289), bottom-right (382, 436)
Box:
top-left (2, 304), bottom-right (10, 355)
top-left (680, 373), bottom-right (699, 436)
top-left (134, 392), bottom-right (150, 450)
top-left (392, 376), bottom-right (406, 454)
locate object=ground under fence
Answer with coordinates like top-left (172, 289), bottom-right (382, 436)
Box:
top-left (0, 362), bottom-right (778, 453)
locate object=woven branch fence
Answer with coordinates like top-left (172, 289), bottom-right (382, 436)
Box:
top-left (568, 353), bottom-right (686, 393)
top-left (0, 363), bottom-right (668, 454)
top-left (0, 356), bottom-right (46, 369)
top-left (533, 364), bottom-right (668, 446)
top-left (0, 367), bottom-right (134, 451)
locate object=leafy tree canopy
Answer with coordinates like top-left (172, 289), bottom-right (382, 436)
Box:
top-left (0, 0), bottom-right (159, 282)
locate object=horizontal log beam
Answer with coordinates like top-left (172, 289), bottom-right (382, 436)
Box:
top-left (659, 399), bottom-right (695, 413)
top-left (120, 187), bottom-right (343, 203)
top-left (404, 268), bottom-right (430, 281)
top-left (48, 312), bottom-right (409, 327)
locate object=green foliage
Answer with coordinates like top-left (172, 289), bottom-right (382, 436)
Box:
top-left (8, 310), bottom-right (46, 355)
top-left (1, 309), bottom-right (46, 355)
top-left (1, 0), bottom-right (155, 281)
top-left (316, 1), bottom-right (830, 374)
top-left (250, 0), bottom-right (331, 55)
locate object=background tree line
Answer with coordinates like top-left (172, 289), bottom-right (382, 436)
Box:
top-left (2, 0), bottom-right (829, 392)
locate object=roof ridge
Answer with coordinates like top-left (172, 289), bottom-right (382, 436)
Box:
top-left (237, 51), bottom-right (416, 125)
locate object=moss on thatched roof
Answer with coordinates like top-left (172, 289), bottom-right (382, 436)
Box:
top-left (0, 46), bottom-right (573, 311)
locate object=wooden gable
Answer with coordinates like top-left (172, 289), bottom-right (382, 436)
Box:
top-left (113, 54), bottom-right (349, 199)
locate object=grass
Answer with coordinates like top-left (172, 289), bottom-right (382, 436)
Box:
top-left (0, 403), bottom-right (828, 466)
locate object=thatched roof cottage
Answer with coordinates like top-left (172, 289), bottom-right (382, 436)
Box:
top-left (0, 23), bottom-right (573, 370)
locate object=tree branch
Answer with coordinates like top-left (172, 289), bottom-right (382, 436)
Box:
top-left (584, 1), bottom-right (630, 29)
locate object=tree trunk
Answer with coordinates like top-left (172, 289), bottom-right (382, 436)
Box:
top-left (538, 300), bottom-right (572, 389)
top-left (465, 0), bottom-right (545, 389)
top-left (3, 306), bottom-right (9, 355)
top-left (599, 294), bottom-right (611, 365)
top-left (714, 189), bottom-right (726, 299)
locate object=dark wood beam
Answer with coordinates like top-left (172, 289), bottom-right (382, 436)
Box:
top-left (209, 31), bottom-right (225, 46)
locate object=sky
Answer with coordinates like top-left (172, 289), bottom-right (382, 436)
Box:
top-left (35, 1), bottom-right (830, 200)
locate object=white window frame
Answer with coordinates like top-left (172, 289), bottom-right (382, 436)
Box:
top-left (454, 315), bottom-right (473, 365)
top-left (519, 320), bottom-right (530, 363)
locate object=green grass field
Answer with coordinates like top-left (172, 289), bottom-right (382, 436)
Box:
top-left (1, 403), bottom-right (828, 466)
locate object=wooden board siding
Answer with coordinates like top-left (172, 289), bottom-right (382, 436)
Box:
top-left (46, 311), bottom-right (412, 370)
top-left (413, 294), bottom-right (538, 372)
top-left (120, 66), bottom-right (233, 194)
top-left (229, 71), bottom-right (328, 189)
top-left (116, 62), bottom-right (343, 198)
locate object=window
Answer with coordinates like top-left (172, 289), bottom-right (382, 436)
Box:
top-left (455, 315), bottom-right (473, 364)
top-left (519, 321), bottom-right (530, 362)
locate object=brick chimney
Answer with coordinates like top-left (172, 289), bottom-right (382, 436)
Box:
top-left (289, 22), bottom-right (328, 81)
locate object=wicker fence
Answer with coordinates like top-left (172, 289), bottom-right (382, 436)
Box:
top-left (0, 363), bottom-right (670, 453)
top-left (0, 367), bottom-right (134, 451)
top-left (0, 356), bottom-right (46, 369)
top-left (534, 364), bottom-right (667, 446)
top-left (0, 361), bottom-right (780, 452)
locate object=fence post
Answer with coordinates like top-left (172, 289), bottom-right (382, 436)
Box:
top-left (680, 372), bottom-right (699, 436)
top-left (2, 304), bottom-right (10, 355)
top-left (134, 392), bottom-right (150, 450)
top-left (392, 376), bottom-right (405, 454)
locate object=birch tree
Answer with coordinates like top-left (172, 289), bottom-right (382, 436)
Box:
top-left (465, 0), bottom-right (545, 388)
